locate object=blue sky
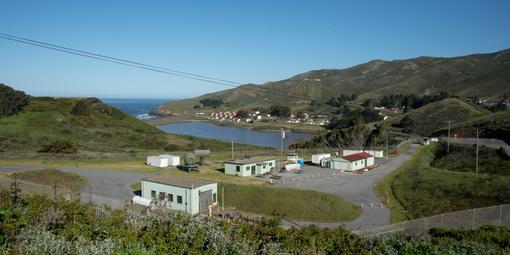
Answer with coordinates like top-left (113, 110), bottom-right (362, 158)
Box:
top-left (0, 0), bottom-right (509, 98)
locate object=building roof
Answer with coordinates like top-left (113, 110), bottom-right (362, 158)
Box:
top-left (225, 157), bottom-right (274, 165)
top-left (142, 175), bottom-right (215, 189)
top-left (342, 152), bottom-right (373, 162)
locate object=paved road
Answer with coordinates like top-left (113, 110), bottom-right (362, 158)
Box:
top-left (278, 144), bottom-right (419, 230)
top-left (442, 137), bottom-right (510, 155)
top-left (0, 165), bottom-right (153, 207)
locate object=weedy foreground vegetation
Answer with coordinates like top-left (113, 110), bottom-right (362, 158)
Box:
top-left (1, 191), bottom-right (510, 254)
top-left (377, 143), bottom-right (510, 222)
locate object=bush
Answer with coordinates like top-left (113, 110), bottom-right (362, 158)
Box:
top-left (39, 140), bottom-right (78, 154)
top-left (269, 105), bottom-right (291, 118)
top-left (199, 98), bottom-right (224, 108)
top-left (0, 84), bottom-right (30, 118)
top-left (70, 101), bottom-right (90, 116)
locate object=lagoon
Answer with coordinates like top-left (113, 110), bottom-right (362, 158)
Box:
top-left (158, 121), bottom-right (314, 148)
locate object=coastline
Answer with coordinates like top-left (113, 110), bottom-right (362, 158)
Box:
top-left (145, 114), bottom-right (323, 135)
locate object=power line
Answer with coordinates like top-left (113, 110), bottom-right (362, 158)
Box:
top-left (0, 32), bottom-right (313, 100)
top-left (0, 33), bottom-right (239, 88)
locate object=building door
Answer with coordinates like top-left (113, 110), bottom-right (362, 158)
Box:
top-left (199, 189), bottom-right (212, 213)
top-left (251, 165), bottom-right (256, 175)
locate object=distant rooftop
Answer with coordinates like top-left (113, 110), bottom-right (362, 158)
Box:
top-left (143, 175), bottom-right (215, 189)
top-left (225, 157), bottom-right (274, 165)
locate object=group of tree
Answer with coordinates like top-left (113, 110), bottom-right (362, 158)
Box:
top-left (378, 91), bottom-right (452, 111)
top-left (198, 98), bottom-right (224, 108)
top-left (270, 104), bottom-right (291, 118)
top-left (1, 191), bottom-right (508, 254)
top-left (326, 94), bottom-right (357, 107)
top-left (0, 84), bottom-right (30, 118)
top-left (327, 108), bottom-right (383, 130)
top-left (235, 109), bottom-right (250, 118)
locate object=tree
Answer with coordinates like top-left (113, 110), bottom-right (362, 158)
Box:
top-left (270, 105), bottom-right (291, 118)
top-left (236, 109), bottom-right (249, 118)
top-left (199, 98), bottom-right (224, 108)
top-left (0, 84), bottom-right (30, 118)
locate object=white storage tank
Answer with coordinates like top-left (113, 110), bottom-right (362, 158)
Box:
top-left (132, 196), bottom-right (152, 207)
top-left (311, 153), bottom-right (331, 165)
top-left (285, 163), bottom-right (301, 171)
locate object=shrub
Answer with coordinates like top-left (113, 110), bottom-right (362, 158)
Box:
top-left (70, 101), bottom-right (90, 116)
top-left (39, 140), bottom-right (78, 154)
top-left (0, 84), bottom-right (30, 118)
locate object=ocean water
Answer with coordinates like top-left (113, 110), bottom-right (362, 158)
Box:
top-left (101, 98), bottom-right (172, 119)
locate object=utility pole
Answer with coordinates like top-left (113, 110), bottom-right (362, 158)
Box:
top-left (475, 127), bottom-right (480, 174)
top-left (231, 141), bottom-right (234, 160)
top-left (446, 119), bottom-right (453, 153)
top-left (385, 132), bottom-right (389, 161)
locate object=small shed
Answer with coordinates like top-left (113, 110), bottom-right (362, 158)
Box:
top-left (287, 152), bottom-right (300, 162)
top-left (141, 175), bottom-right (217, 215)
top-left (224, 158), bottom-right (276, 177)
top-left (311, 153), bottom-right (331, 165)
top-left (364, 150), bottom-right (384, 158)
top-left (159, 154), bottom-right (180, 166)
top-left (342, 149), bottom-right (363, 157)
top-left (147, 156), bottom-right (168, 168)
top-left (330, 152), bottom-right (375, 171)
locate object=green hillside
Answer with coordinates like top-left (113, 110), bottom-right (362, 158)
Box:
top-left (396, 98), bottom-right (489, 135)
top-left (0, 84), bottom-right (260, 157)
top-left (432, 110), bottom-right (510, 144)
top-left (158, 48), bottom-right (510, 114)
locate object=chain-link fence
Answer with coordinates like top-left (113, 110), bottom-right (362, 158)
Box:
top-left (358, 204), bottom-right (510, 237)
top-left (0, 175), bottom-right (125, 209)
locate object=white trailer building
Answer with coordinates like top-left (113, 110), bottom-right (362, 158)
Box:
top-left (159, 154), bottom-right (180, 166)
top-left (330, 152), bottom-right (375, 171)
top-left (224, 158), bottom-right (276, 177)
top-left (141, 175), bottom-right (217, 215)
top-left (146, 156), bottom-right (168, 168)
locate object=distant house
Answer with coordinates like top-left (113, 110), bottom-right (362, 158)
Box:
top-left (224, 158), bottom-right (276, 177)
top-left (328, 152), bottom-right (375, 171)
top-left (141, 175), bottom-right (217, 215)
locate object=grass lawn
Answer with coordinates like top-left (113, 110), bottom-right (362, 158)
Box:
top-left (375, 144), bottom-right (510, 223)
top-left (10, 169), bottom-right (86, 193)
top-left (218, 183), bottom-right (361, 222)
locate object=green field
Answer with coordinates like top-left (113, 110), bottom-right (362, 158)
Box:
top-left (376, 144), bottom-right (510, 222)
top-left (10, 169), bottom-right (86, 193)
top-left (219, 183), bottom-right (361, 222)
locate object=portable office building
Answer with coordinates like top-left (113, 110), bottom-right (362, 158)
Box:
top-left (312, 153), bottom-right (331, 164)
top-left (141, 175), bottom-right (217, 215)
top-left (330, 152), bottom-right (375, 171)
top-left (224, 158), bottom-right (276, 177)
top-left (159, 154), bottom-right (180, 166)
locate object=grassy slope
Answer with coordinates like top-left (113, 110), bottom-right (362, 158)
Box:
top-left (396, 98), bottom-right (490, 135)
top-left (432, 110), bottom-right (510, 144)
top-left (160, 49), bottom-right (510, 114)
top-left (11, 169), bottom-right (86, 192)
top-left (219, 183), bottom-right (361, 222)
top-left (376, 145), bottom-right (510, 222)
top-left (0, 97), bottom-right (263, 159)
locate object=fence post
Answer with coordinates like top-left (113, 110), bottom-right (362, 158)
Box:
top-left (472, 209), bottom-right (476, 230)
top-left (499, 205), bottom-right (503, 226)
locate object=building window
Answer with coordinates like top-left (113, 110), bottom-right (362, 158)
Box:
top-left (213, 193), bottom-right (217, 202)
top-left (158, 192), bottom-right (166, 200)
top-left (177, 195), bottom-right (183, 204)
top-left (236, 166), bottom-right (240, 172)
top-left (151, 190), bottom-right (156, 198)
top-left (168, 193), bottom-right (173, 202)
top-left (245, 166), bottom-right (250, 171)
top-left (269, 162), bottom-right (273, 166)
